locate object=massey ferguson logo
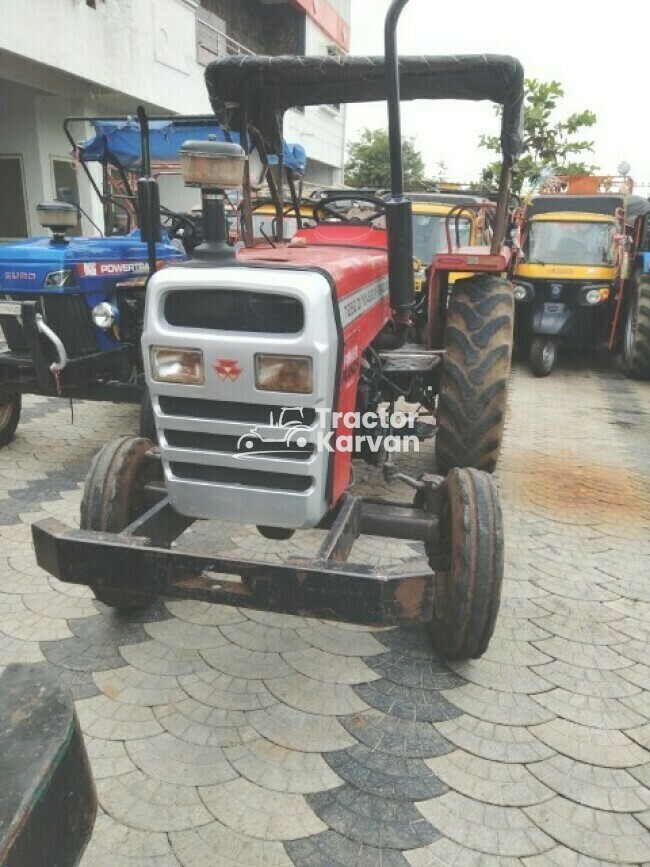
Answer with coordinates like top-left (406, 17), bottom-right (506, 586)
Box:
top-left (214, 359), bottom-right (243, 382)
top-left (4, 271), bottom-right (36, 281)
top-left (79, 262), bottom-right (149, 277)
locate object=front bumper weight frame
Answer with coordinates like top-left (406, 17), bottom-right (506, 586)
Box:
top-left (31, 492), bottom-right (440, 626)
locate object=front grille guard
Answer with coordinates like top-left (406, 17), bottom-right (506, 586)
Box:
top-left (32, 483), bottom-right (441, 626)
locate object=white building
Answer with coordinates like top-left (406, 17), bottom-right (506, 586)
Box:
top-left (0, 0), bottom-right (350, 239)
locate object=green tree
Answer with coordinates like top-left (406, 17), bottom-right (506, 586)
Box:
top-left (345, 128), bottom-right (425, 189)
top-left (480, 79), bottom-right (598, 194)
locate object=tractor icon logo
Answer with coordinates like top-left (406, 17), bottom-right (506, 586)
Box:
top-left (235, 408), bottom-right (311, 459)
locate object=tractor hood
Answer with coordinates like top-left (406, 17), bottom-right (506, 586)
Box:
top-left (0, 231), bottom-right (184, 292)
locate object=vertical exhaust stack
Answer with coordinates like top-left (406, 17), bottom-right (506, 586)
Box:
top-left (384, 0), bottom-right (415, 315)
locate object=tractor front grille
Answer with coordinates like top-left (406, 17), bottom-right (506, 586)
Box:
top-left (0, 294), bottom-right (97, 355)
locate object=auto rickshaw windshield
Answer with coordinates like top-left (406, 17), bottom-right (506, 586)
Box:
top-left (413, 214), bottom-right (472, 264)
top-left (526, 220), bottom-right (615, 267)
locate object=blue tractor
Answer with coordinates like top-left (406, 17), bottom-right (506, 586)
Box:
top-left (0, 113), bottom-right (307, 446)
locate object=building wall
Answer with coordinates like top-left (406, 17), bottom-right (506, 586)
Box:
top-left (0, 0), bottom-right (211, 117)
top-left (201, 0), bottom-right (305, 54)
top-left (0, 0), bottom-right (350, 235)
top-left (284, 15), bottom-right (347, 185)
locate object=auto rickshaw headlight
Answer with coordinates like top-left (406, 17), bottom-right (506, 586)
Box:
top-left (585, 287), bottom-right (610, 305)
top-left (513, 284), bottom-right (528, 301)
top-left (513, 281), bottom-right (533, 301)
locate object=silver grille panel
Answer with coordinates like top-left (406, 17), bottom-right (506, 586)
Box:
top-left (143, 266), bottom-right (338, 529)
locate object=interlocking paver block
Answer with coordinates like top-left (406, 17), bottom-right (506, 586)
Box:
top-left (526, 796), bottom-right (650, 863)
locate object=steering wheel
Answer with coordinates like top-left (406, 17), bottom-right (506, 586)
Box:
top-left (312, 193), bottom-right (387, 225)
top-left (164, 209), bottom-right (201, 252)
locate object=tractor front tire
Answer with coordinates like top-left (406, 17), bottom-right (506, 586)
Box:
top-left (428, 467), bottom-right (504, 660)
top-left (435, 275), bottom-right (514, 474)
top-left (621, 275), bottom-right (650, 379)
top-left (0, 394), bottom-right (21, 448)
top-left (81, 436), bottom-right (159, 610)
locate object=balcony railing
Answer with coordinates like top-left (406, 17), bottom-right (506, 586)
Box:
top-left (196, 11), bottom-right (253, 66)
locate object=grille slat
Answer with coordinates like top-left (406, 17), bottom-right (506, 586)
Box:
top-left (158, 396), bottom-right (316, 427)
top-left (170, 461), bottom-right (312, 492)
top-left (163, 429), bottom-right (314, 460)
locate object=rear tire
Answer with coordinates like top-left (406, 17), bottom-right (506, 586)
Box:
top-left (427, 467), bottom-right (504, 660)
top-left (435, 275), bottom-right (514, 474)
top-left (81, 436), bottom-right (159, 610)
top-left (621, 275), bottom-right (650, 379)
top-left (529, 336), bottom-right (557, 377)
top-left (0, 394), bottom-right (21, 448)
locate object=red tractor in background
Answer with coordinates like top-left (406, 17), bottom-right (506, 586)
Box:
top-left (31, 0), bottom-right (524, 660)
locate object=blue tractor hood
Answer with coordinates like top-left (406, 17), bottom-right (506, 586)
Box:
top-left (78, 118), bottom-right (308, 175)
top-left (0, 231), bottom-right (183, 294)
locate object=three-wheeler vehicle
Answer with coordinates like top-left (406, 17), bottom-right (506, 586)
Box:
top-left (32, 0), bottom-right (524, 659)
top-left (513, 191), bottom-right (650, 376)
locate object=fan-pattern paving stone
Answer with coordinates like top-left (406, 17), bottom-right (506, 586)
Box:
top-left (527, 754), bottom-right (650, 813)
top-left (225, 737), bottom-right (342, 794)
top-left (0, 370), bottom-right (649, 864)
top-left (435, 716), bottom-right (554, 764)
top-left (200, 777), bottom-right (327, 840)
top-left (416, 791), bottom-right (554, 857)
top-left (525, 797), bottom-right (650, 863)
top-left (125, 732), bottom-right (237, 786)
top-left (426, 750), bottom-right (553, 807)
top-left (170, 821), bottom-right (292, 866)
top-left (529, 718), bottom-right (649, 768)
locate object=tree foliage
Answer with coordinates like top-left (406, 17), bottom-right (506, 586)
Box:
top-left (480, 79), bottom-right (598, 193)
top-left (345, 128), bottom-right (425, 189)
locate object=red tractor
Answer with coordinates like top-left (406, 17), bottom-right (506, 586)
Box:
top-left (32, 0), bottom-right (524, 660)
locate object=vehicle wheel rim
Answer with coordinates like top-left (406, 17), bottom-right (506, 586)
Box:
top-left (624, 295), bottom-right (637, 358)
top-left (0, 400), bottom-right (15, 428)
top-left (542, 341), bottom-right (555, 369)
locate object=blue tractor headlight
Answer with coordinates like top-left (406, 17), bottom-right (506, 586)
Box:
top-left (43, 269), bottom-right (76, 288)
top-left (91, 302), bottom-right (119, 330)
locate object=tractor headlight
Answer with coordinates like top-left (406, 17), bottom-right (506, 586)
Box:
top-left (43, 269), bottom-right (76, 288)
top-left (91, 302), bottom-right (119, 330)
top-left (150, 347), bottom-right (204, 384)
top-left (255, 354), bottom-right (313, 394)
top-left (584, 287), bottom-right (610, 305)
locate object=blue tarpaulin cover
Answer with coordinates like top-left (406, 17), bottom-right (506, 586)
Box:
top-left (78, 119), bottom-right (307, 175)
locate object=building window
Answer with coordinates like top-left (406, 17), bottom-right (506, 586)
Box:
top-left (0, 156), bottom-right (28, 239)
top-left (52, 159), bottom-right (82, 236)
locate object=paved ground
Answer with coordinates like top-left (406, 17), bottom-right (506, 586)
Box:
top-left (0, 357), bottom-right (649, 866)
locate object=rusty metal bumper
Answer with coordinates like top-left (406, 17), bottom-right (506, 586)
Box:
top-left (32, 494), bottom-right (439, 626)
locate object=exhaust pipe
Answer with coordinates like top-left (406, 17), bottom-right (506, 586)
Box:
top-left (384, 0), bottom-right (414, 316)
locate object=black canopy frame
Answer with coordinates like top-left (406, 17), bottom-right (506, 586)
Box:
top-left (205, 54), bottom-right (524, 248)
